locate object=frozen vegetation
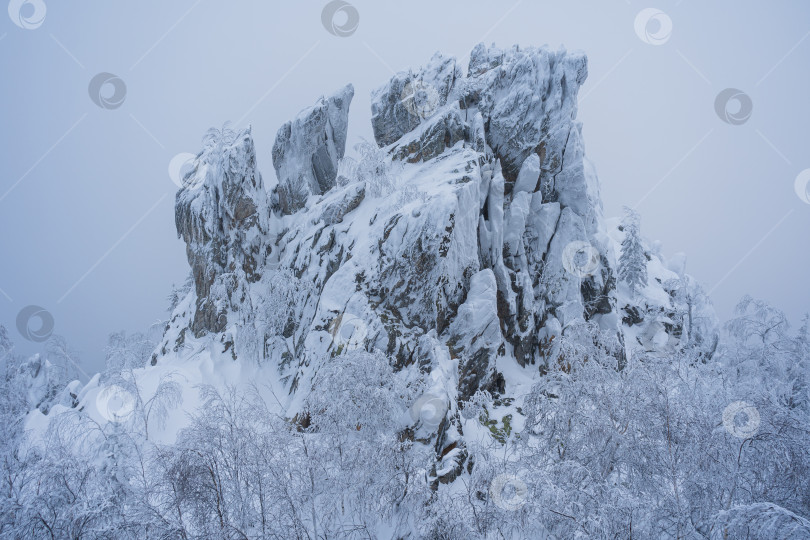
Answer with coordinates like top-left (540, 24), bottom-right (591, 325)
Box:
top-left (1, 44), bottom-right (808, 539)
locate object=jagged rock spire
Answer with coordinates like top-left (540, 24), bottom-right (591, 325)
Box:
top-left (272, 84), bottom-right (354, 215)
top-left (161, 45), bottom-right (704, 466)
top-left (175, 125), bottom-right (270, 337)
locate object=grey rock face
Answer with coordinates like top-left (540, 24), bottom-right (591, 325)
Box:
top-left (465, 44), bottom-right (587, 178)
top-left (514, 154), bottom-right (541, 194)
top-left (372, 149), bottom-right (482, 359)
top-left (371, 53), bottom-right (462, 147)
top-left (175, 126), bottom-right (270, 337)
top-left (447, 269), bottom-right (505, 399)
top-left (390, 105), bottom-right (467, 163)
top-left (371, 43), bottom-right (598, 230)
top-left (272, 84), bottom-right (354, 215)
top-left (543, 207), bottom-right (590, 324)
top-left (362, 43), bottom-right (607, 370)
top-left (320, 183), bottom-right (365, 226)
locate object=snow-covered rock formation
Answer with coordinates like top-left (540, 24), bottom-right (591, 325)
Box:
top-left (153, 43), bottom-right (717, 482)
top-left (22, 42), bottom-right (810, 540)
top-left (174, 126), bottom-right (271, 339)
top-left (272, 84), bottom-right (354, 214)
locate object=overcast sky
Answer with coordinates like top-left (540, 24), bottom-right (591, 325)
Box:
top-left (1, 0), bottom-right (808, 374)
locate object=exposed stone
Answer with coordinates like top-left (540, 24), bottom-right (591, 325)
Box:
top-left (320, 184), bottom-right (365, 226)
top-left (175, 126), bottom-right (270, 337)
top-left (464, 43), bottom-right (587, 181)
top-left (514, 153), bottom-right (541, 194)
top-left (272, 84), bottom-right (354, 214)
top-left (447, 269), bottom-right (504, 399)
top-left (543, 207), bottom-right (589, 326)
top-left (371, 53), bottom-right (462, 147)
top-left (390, 105), bottom-right (467, 163)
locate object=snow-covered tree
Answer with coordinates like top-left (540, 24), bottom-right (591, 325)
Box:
top-left (1, 312), bottom-right (808, 538)
top-left (618, 206), bottom-right (648, 296)
top-left (352, 138), bottom-right (398, 197)
top-left (103, 331), bottom-right (182, 439)
top-left (166, 273), bottom-right (193, 313)
top-left (665, 273), bottom-right (718, 358)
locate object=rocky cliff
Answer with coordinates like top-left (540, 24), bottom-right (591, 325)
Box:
top-left (155, 43), bottom-right (716, 480)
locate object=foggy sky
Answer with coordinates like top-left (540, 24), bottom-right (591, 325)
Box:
top-left (1, 0), bottom-right (808, 374)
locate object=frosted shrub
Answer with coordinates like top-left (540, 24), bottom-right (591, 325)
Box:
top-left (237, 267), bottom-right (311, 364)
top-left (397, 182), bottom-right (429, 208)
top-left (335, 155), bottom-right (358, 188)
top-left (339, 140), bottom-right (412, 202)
top-left (1, 301), bottom-right (809, 539)
top-left (355, 139), bottom-right (397, 197)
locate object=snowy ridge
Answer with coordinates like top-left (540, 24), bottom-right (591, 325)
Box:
top-left (150, 42), bottom-right (717, 468)
top-left (15, 43), bottom-right (810, 540)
